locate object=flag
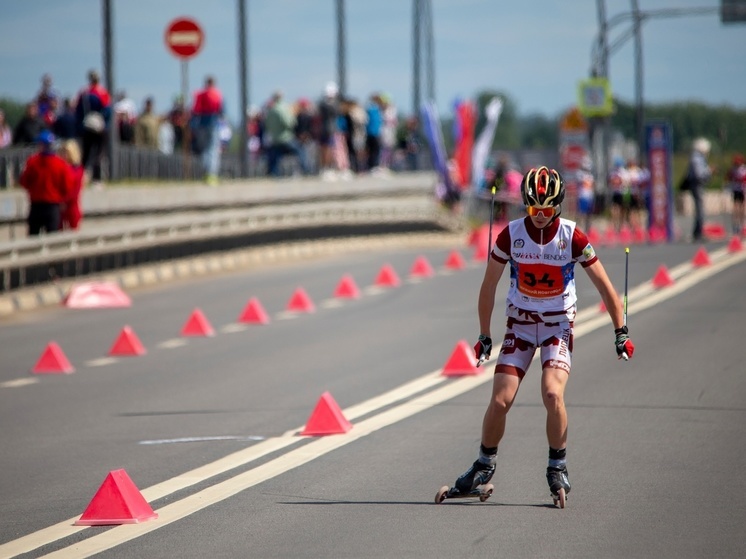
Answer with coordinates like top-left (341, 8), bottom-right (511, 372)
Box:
top-left (471, 97), bottom-right (503, 190)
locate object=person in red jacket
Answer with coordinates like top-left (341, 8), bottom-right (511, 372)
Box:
top-left (19, 131), bottom-right (73, 235)
top-left (59, 139), bottom-right (86, 230)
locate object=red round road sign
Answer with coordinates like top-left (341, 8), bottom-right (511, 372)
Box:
top-left (165, 17), bottom-right (204, 59)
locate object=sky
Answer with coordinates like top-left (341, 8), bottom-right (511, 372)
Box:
top-left (0, 0), bottom-right (744, 123)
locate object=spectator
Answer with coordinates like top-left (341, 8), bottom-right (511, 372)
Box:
top-left (0, 110), bottom-right (12, 148)
top-left (686, 137), bottom-right (713, 242)
top-left (264, 90), bottom-right (298, 177)
top-left (191, 75), bottom-right (224, 186)
top-left (379, 93), bottom-right (398, 169)
top-left (318, 82), bottom-right (339, 178)
top-left (35, 74), bottom-right (58, 125)
top-left (725, 154), bottom-right (746, 235)
top-left (246, 106), bottom-right (265, 172)
top-left (365, 94), bottom-right (383, 172)
top-left (607, 157), bottom-right (630, 233)
top-left (59, 139), bottom-right (85, 230)
top-left (168, 95), bottom-right (188, 152)
top-left (53, 98), bottom-right (78, 140)
top-left (218, 116), bottom-right (232, 152)
top-left (75, 69), bottom-right (111, 186)
top-left (134, 97), bottom-right (159, 149)
top-left (19, 131), bottom-right (72, 235)
top-left (397, 116), bottom-right (423, 171)
top-left (294, 98), bottom-right (315, 175)
top-left (113, 91), bottom-right (137, 144)
top-left (12, 102), bottom-right (44, 146)
top-left (158, 118), bottom-right (175, 155)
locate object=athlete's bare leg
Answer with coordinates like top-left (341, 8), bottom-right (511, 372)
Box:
top-left (481, 371), bottom-right (521, 448)
top-left (541, 367), bottom-right (570, 449)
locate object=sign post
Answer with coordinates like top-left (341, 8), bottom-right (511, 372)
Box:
top-left (645, 121), bottom-right (674, 243)
top-left (164, 17), bottom-right (205, 111)
top-left (164, 17), bottom-right (204, 176)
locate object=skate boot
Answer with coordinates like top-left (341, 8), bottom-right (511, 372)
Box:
top-left (453, 459), bottom-right (495, 494)
top-left (546, 466), bottom-right (571, 508)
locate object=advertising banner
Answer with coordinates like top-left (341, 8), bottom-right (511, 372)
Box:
top-left (645, 121), bottom-right (674, 242)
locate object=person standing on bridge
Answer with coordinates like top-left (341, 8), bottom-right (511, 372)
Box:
top-left (19, 131), bottom-right (73, 235)
top-left (191, 76), bottom-right (224, 186)
top-left (448, 166), bottom-right (635, 504)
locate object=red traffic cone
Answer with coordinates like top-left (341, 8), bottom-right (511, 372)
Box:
top-left (598, 300), bottom-right (607, 313)
top-left (333, 275), bottom-right (361, 299)
top-left (691, 246), bottom-right (711, 267)
top-left (727, 235), bottom-right (743, 253)
top-left (300, 392), bottom-right (353, 436)
top-left (374, 264), bottom-right (401, 287)
top-left (444, 250), bottom-right (465, 270)
top-left (181, 308), bottom-right (215, 337)
top-left (587, 227), bottom-right (602, 247)
top-left (410, 255), bottom-right (435, 278)
top-left (31, 342), bottom-right (74, 374)
top-left (286, 287), bottom-right (315, 312)
top-left (75, 469), bottom-right (158, 526)
top-left (651, 265), bottom-right (675, 289)
top-left (109, 326), bottom-right (146, 356)
top-left (238, 297), bottom-right (270, 324)
top-left (441, 340), bottom-right (481, 377)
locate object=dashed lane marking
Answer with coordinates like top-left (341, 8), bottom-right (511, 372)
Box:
top-left (157, 339), bottom-right (188, 349)
top-left (84, 358), bottom-right (118, 367)
top-left (0, 378), bottom-right (40, 388)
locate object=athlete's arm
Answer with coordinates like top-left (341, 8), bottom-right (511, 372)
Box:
top-left (477, 257), bottom-right (506, 337)
top-left (584, 260), bottom-right (624, 329)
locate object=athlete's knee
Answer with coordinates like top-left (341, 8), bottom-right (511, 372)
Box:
top-left (542, 389), bottom-right (564, 411)
top-left (487, 395), bottom-right (512, 417)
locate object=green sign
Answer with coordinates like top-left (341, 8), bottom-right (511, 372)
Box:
top-left (577, 78), bottom-right (613, 117)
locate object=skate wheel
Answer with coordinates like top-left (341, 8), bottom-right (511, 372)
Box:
top-left (557, 488), bottom-right (566, 509)
top-left (435, 486), bottom-right (449, 504)
top-left (479, 484), bottom-right (494, 502)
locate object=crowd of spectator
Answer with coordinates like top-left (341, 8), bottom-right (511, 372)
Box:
top-left (1, 72), bottom-right (426, 186)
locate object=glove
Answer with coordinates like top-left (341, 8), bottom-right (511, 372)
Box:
top-left (474, 334), bottom-right (492, 362)
top-left (614, 326), bottom-right (635, 360)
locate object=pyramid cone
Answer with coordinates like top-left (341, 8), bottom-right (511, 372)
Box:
top-left (444, 250), bottom-right (466, 270)
top-left (238, 297), bottom-right (270, 324)
top-left (410, 255), bottom-right (435, 278)
top-left (286, 287), bottom-right (315, 312)
top-left (75, 469), bottom-right (158, 526)
top-left (633, 227), bottom-right (647, 244)
top-left (619, 225), bottom-right (633, 245)
top-left (374, 264), bottom-right (401, 287)
top-left (598, 300), bottom-right (607, 313)
top-left (727, 235), bottom-right (743, 253)
top-left (472, 241), bottom-right (490, 261)
top-left (604, 227), bottom-right (619, 246)
top-left (441, 340), bottom-right (481, 377)
top-left (181, 308), bottom-right (215, 337)
top-left (651, 265), bottom-right (675, 288)
top-left (333, 275), bottom-right (361, 299)
top-left (300, 392), bottom-right (353, 436)
top-left (691, 246), bottom-right (711, 267)
top-left (108, 326), bottom-right (146, 356)
top-left (31, 342), bottom-right (74, 374)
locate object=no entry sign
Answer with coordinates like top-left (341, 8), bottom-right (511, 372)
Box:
top-left (165, 17), bottom-right (204, 59)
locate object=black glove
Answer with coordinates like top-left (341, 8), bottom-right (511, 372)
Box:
top-left (614, 326), bottom-right (635, 360)
top-left (474, 334), bottom-right (492, 362)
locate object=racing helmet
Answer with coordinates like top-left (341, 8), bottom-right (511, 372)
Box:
top-left (520, 166), bottom-right (565, 209)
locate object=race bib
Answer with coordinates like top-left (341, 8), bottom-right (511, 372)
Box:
top-left (516, 263), bottom-right (565, 298)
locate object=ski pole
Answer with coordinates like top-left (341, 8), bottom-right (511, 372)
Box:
top-left (621, 246), bottom-right (630, 361)
top-left (477, 184), bottom-right (498, 368)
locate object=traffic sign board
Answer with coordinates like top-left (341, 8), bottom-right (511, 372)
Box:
top-left (165, 17), bottom-right (204, 59)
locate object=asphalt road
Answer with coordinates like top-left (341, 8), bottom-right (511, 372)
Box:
top-left (1, 234), bottom-right (744, 559)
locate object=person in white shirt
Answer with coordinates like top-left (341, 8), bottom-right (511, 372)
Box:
top-left (445, 166), bottom-right (635, 506)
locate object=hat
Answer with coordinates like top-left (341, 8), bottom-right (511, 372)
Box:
top-left (693, 137), bottom-right (711, 155)
top-left (36, 130), bottom-right (56, 145)
top-left (324, 82), bottom-right (338, 98)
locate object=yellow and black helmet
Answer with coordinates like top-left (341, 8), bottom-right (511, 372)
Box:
top-left (521, 166), bottom-right (565, 208)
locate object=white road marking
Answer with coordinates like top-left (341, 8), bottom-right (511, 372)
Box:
top-left (220, 323), bottom-right (247, 334)
top-left (84, 358), bottom-right (118, 368)
top-left (320, 299), bottom-right (344, 309)
top-left (157, 338), bottom-right (187, 349)
top-left (275, 311), bottom-right (300, 320)
top-left (0, 378), bottom-right (39, 388)
top-left (139, 435), bottom-right (265, 445)
top-left (6, 247), bottom-right (745, 558)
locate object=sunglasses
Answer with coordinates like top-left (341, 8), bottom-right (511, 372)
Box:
top-left (527, 206), bottom-right (556, 218)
